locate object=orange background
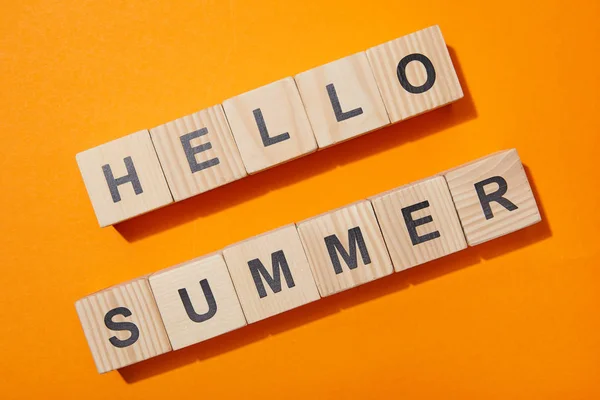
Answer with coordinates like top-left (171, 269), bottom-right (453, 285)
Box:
top-left (1, 1), bottom-right (599, 398)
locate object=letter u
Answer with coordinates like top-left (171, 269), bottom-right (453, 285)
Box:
top-left (178, 279), bottom-right (218, 323)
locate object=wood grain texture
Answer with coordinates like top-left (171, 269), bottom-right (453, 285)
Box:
top-left (366, 25), bottom-right (463, 123)
top-left (444, 149), bottom-right (541, 246)
top-left (149, 105), bottom-right (247, 202)
top-left (370, 176), bottom-right (467, 271)
top-left (222, 225), bottom-right (320, 323)
top-left (222, 77), bottom-right (317, 174)
top-left (75, 278), bottom-right (171, 373)
top-left (295, 52), bottom-right (389, 148)
top-left (149, 253), bottom-right (246, 350)
top-left (75, 130), bottom-right (173, 227)
top-left (297, 200), bottom-right (393, 297)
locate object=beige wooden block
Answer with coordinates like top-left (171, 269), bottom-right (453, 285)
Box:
top-left (444, 149), bottom-right (541, 246)
top-left (149, 253), bottom-right (247, 350)
top-left (76, 130), bottom-right (173, 227)
top-left (297, 201), bottom-right (393, 297)
top-left (295, 52), bottom-right (390, 148)
top-left (149, 105), bottom-right (247, 202)
top-left (222, 78), bottom-right (317, 174)
top-left (370, 176), bottom-right (467, 272)
top-left (75, 278), bottom-right (171, 373)
top-left (366, 25), bottom-right (463, 123)
top-left (223, 225), bottom-right (320, 323)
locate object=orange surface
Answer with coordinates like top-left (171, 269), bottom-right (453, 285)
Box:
top-left (1, 1), bottom-right (599, 398)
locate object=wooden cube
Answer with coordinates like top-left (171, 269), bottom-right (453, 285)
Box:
top-left (295, 52), bottom-right (389, 148)
top-left (444, 149), bottom-right (541, 246)
top-left (370, 176), bottom-right (467, 271)
top-left (296, 201), bottom-right (393, 296)
top-left (222, 78), bottom-right (317, 174)
top-left (75, 278), bottom-right (171, 373)
top-left (76, 130), bottom-right (173, 227)
top-left (223, 225), bottom-right (320, 323)
top-left (149, 253), bottom-right (247, 350)
top-left (366, 25), bottom-right (463, 123)
top-left (149, 105), bottom-right (247, 202)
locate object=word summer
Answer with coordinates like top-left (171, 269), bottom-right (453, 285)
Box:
top-left (76, 149), bottom-right (541, 373)
top-left (76, 25), bottom-right (464, 227)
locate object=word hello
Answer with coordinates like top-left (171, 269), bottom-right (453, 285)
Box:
top-left (76, 148), bottom-right (542, 373)
top-left (76, 25), bottom-right (464, 227)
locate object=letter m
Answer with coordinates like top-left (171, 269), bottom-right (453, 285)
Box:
top-left (248, 250), bottom-right (296, 299)
top-left (324, 226), bottom-right (371, 275)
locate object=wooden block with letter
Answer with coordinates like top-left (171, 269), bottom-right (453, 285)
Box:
top-left (223, 225), bottom-right (320, 323)
top-left (295, 52), bottom-right (390, 148)
top-left (444, 149), bottom-right (541, 246)
top-left (75, 278), bottom-right (171, 373)
top-left (296, 201), bottom-right (393, 297)
top-left (370, 176), bottom-right (467, 271)
top-left (222, 78), bottom-right (317, 174)
top-left (76, 130), bottom-right (173, 227)
top-left (366, 25), bottom-right (463, 123)
top-left (149, 105), bottom-right (247, 202)
top-left (149, 253), bottom-right (247, 350)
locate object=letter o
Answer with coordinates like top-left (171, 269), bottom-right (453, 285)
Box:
top-left (396, 53), bottom-right (436, 94)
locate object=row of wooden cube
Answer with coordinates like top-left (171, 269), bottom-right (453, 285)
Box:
top-left (76, 25), bottom-right (464, 227)
top-left (76, 149), bottom-right (541, 373)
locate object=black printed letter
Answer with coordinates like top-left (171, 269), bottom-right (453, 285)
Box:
top-left (248, 250), bottom-right (295, 298)
top-left (104, 307), bottom-right (140, 348)
top-left (180, 128), bottom-right (220, 173)
top-left (397, 53), bottom-right (436, 94)
top-left (178, 279), bottom-right (218, 323)
top-left (324, 227), bottom-right (371, 274)
top-left (474, 176), bottom-right (518, 220)
top-left (102, 156), bottom-right (143, 203)
top-left (326, 83), bottom-right (363, 122)
top-left (253, 108), bottom-right (291, 147)
top-left (402, 200), bottom-right (441, 245)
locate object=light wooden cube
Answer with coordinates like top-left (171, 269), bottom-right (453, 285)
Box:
top-left (223, 225), bottom-right (320, 323)
top-left (76, 130), bottom-right (173, 227)
top-left (222, 78), bottom-right (317, 174)
top-left (297, 201), bottom-right (393, 297)
top-left (370, 176), bottom-right (467, 272)
top-left (444, 149), bottom-right (541, 246)
top-left (149, 105), bottom-right (247, 202)
top-left (295, 52), bottom-right (390, 148)
top-left (366, 25), bottom-right (463, 123)
top-left (149, 253), bottom-right (247, 350)
top-left (75, 278), bottom-right (171, 373)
